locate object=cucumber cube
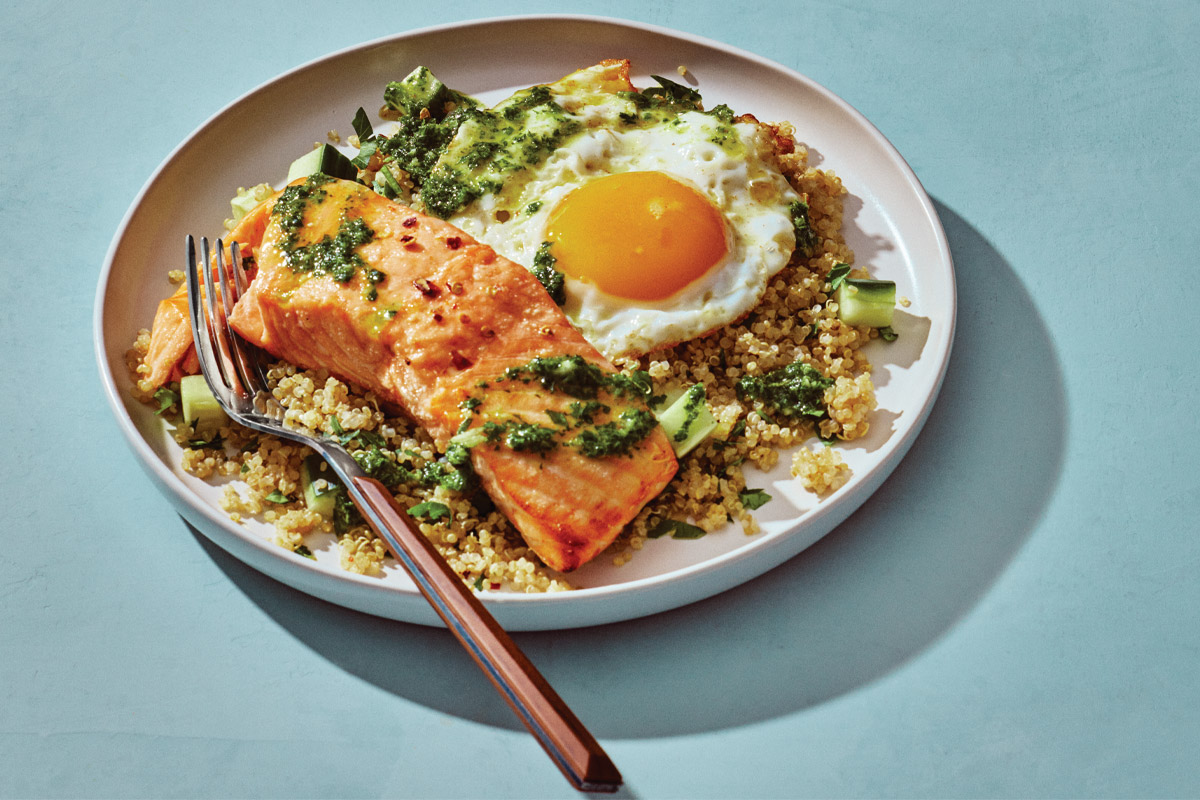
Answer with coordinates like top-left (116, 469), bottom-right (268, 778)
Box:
top-left (835, 278), bottom-right (896, 328)
top-left (180, 374), bottom-right (227, 431)
top-left (654, 384), bottom-right (718, 457)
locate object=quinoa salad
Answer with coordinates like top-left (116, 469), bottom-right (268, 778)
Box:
top-left (126, 69), bottom-right (894, 594)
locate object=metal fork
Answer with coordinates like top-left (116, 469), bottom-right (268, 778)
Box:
top-left (185, 236), bottom-right (621, 793)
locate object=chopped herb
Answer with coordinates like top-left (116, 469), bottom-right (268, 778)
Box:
top-left (878, 326), bottom-right (899, 341)
top-left (294, 544), bottom-right (316, 560)
top-left (408, 501), bottom-right (451, 522)
top-left (187, 432), bottom-right (223, 450)
top-left (333, 492), bottom-right (362, 534)
top-left (153, 386), bottom-right (178, 415)
top-left (827, 262), bottom-right (852, 292)
top-left (754, 408), bottom-right (777, 425)
top-left (647, 518), bottom-right (708, 540)
top-left (473, 574), bottom-right (485, 591)
top-left (351, 106), bottom-right (374, 141)
top-left (264, 490), bottom-right (291, 504)
top-left (640, 75), bottom-right (703, 110)
top-left (739, 489), bottom-right (772, 511)
top-left (789, 199), bottom-right (819, 257)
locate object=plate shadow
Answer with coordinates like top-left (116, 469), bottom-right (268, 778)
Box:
top-left (194, 199), bottom-right (1066, 738)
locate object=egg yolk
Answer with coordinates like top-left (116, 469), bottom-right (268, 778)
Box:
top-left (545, 171), bottom-right (728, 302)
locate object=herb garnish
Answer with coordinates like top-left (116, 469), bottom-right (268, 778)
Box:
top-left (789, 199), bottom-right (819, 258)
top-left (408, 501), bottom-right (451, 522)
top-left (739, 489), bottom-right (772, 511)
top-left (827, 262), bottom-right (852, 292)
top-left (647, 519), bottom-right (708, 539)
top-left (153, 386), bottom-right (178, 415)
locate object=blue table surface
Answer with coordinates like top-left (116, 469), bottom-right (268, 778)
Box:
top-left (3, 1), bottom-right (1198, 797)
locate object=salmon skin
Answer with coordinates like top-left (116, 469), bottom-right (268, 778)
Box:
top-left (228, 176), bottom-right (678, 572)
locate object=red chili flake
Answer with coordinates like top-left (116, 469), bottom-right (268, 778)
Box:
top-left (481, 328), bottom-right (495, 339)
top-left (402, 217), bottom-right (418, 228)
top-left (400, 234), bottom-right (414, 243)
top-left (459, 313), bottom-right (471, 324)
top-left (413, 278), bottom-right (440, 297)
top-left (451, 351), bottom-right (472, 369)
top-left (445, 236), bottom-right (462, 250)
top-left (433, 312), bottom-right (443, 323)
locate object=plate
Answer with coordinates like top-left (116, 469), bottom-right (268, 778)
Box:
top-left (94, 15), bottom-right (955, 631)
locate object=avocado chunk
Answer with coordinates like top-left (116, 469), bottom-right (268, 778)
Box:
top-left (384, 66), bottom-right (477, 119)
top-left (835, 278), bottom-right (896, 328)
top-left (286, 144), bottom-right (359, 183)
top-left (180, 374), bottom-right (227, 431)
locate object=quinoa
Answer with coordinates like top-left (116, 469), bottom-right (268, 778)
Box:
top-left (791, 446), bottom-right (852, 496)
top-left (127, 119), bottom-right (882, 592)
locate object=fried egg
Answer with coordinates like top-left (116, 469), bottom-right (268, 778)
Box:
top-left (429, 61), bottom-right (802, 359)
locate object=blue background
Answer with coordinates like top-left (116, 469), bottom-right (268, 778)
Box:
top-left (3, 1), bottom-right (1198, 797)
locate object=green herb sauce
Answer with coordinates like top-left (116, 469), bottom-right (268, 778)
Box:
top-left (531, 241), bottom-right (565, 305)
top-left (735, 361), bottom-right (833, 419)
top-left (500, 355), bottom-right (652, 402)
top-left (569, 408), bottom-right (658, 458)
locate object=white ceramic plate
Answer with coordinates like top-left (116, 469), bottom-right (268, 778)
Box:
top-left (94, 15), bottom-right (955, 631)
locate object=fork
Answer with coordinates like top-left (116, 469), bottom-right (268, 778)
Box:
top-left (185, 236), bottom-right (621, 793)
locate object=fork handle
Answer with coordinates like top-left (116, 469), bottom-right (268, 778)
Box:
top-left (347, 476), bottom-right (621, 793)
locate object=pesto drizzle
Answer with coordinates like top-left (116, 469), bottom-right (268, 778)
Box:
top-left (453, 356), bottom-right (660, 460)
top-left (270, 173), bottom-right (379, 291)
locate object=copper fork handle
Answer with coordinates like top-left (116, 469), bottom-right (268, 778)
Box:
top-left (349, 476), bottom-right (622, 793)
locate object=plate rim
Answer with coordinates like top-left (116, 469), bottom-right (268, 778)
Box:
top-left (94, 12), bottom-right (956, 630)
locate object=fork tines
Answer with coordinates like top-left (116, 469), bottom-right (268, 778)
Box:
top-left (185, 235), bottom-right (264, 403)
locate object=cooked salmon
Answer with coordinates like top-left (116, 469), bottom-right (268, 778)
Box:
top-left (142, 199), bottom-right (273, 389)
top-left (227, 176), bottom-right (677, 572)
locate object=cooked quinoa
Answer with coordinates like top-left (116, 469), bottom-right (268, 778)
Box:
top-left (127, 121), bottom-right (881, 593)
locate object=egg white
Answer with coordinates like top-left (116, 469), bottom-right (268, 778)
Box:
top-left (445, 83), bottom-right (801, 359)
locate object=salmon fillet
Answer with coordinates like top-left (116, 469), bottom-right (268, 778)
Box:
top-left (141, 199), bottom-right (274, 390)
top-left (228, 176), bottom-right (678, 572)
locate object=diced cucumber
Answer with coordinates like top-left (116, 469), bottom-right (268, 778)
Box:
top-left (301, 454), bottom-right (339, 518)
top-left (286, 144), bottom-right (359, 183)
top-left (180, 374), bottom-right (227, 430)
top-left (650, 386), bottom-right (686, 412)
top-left (835, 278), bottom-right (896, 328)
top-left (229, 183), bottom-right (271, 222)
top-left (654, 384), bottom-right (718, 457)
